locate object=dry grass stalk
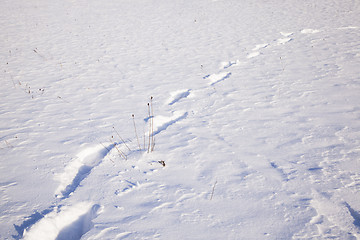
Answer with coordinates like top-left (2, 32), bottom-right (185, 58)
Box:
top-left (110, 136), bottom-right (127, 160)
top-left (150, 96), bottom-right (155, 152)
top-left (132, 114), bottom-right (142, 151)
top-left (99, 142), bottom-right (114, 163)
top-left (147, 103), bottom-right (151, 153)
top-left (210, 180), bottom-right (217, 200)
top-left (113, 126), bottom-right (131, 151)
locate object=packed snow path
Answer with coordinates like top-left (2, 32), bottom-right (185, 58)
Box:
top-left (1, 0), bottom-right (360, 239)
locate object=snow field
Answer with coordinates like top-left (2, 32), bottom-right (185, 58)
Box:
top-left (1, 0), bottom-right (360, 239)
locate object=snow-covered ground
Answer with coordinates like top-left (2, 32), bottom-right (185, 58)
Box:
top-left (1, 0), bottom-right (360, 239)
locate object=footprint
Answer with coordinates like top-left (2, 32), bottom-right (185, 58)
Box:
top-left (54, 144), bottom-right (113, 199)
top-left (269, 161), bottom-right (289, 182)
top-left (152, 111), bottom-right (188, 135)
top-left (252, 43), bottom-right (269, 51)
top-left (246, 43), bottom-right (269, 59)
top-left (280, 32), bottom-right (294, 37)
top-left (220, 60), bottom-right (241, 69)
top-left (23, 202), bottom-right (101, 240)
top-left (203, 72), bottom-right (231, 86)
top-left (149, 202), bottom-right (173, 213)
top-left (337, 26), bottom-right (359, 30)
top-left (167, 89), bottom-right (191, 105)
top-left (301, 29), bottom-right (320, 34)
top-left (344, 202), bottom-right (360, 228)
top-left (247, 51), bottom-right (261, 59)
top-left (13, 207), bottom-right (55, 239)
top-left (276, 37), bottom-right (292, 45)
top-left (310, 190), bottom-right (359, 238)
top-left (114, 180), bottom-right (139, 196)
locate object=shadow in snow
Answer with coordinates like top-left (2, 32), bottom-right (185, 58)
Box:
top-left (344, 202), bottom-right (360, 228)
top-left (60, 146), bottom-right (113, 199)
top-left (269, 161), bottom-right (289, 181)
top-left (153, 112), bottom-right (188, 136)
top-left (61, 165), bottom-right (93, 199)
top-left (12, 207), bottom-right (55, 239)
top-left (308, 167), bottom-right (322, 171)
top-left (210, 72), bottom-right (232, 86)
top-left (169, 90), bottom-right (190, 105)
top-left (56, 204), bottom-right (101, 240)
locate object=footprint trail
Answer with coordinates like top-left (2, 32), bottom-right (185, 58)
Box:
top-left (23, 203), bottom-right (101, 240)
top-left (167, 89), bottom-right (191, 106)
top-left (21, 144), bottom-right (112, 239)
top-left (203, 72), bottom-right (232, 86)
top-left (55, 143), bottom-right (113, 199)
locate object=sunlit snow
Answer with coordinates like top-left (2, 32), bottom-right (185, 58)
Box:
top-left (1, 0), bottom-right (360, 239)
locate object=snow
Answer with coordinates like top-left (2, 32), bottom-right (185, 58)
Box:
top-left (23, 203), bottom-right (101, 240)
top-left (1, 0), bottom-right (360, 239)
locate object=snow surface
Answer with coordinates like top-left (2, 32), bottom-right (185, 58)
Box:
top-left (1, 0), bottom-right (360, 239)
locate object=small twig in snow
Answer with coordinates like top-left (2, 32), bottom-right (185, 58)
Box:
top-left (110, 136), bottom-right (127, 160)
top-left (150, 96), bottom-right (155, 152)
top-left (147, 103), bottom-right (151, 153)
top-left (113, 126), bottom-right (131, 151)
top-left (210, 180), bottom-right (217, 200)
top-left (99, 142), bottom-right (114, 163)
top-left (132, 114), bottom-right (142, 151)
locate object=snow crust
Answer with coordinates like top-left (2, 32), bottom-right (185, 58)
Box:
top-left (1, 0), bottom-right (360, 239)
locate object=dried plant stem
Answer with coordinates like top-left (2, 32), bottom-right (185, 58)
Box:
top-left (113, 126), bottom-right (131, 151)
top-left (4, 140), bottom-right (14, 148)
top-left (147, 103), bottom-right (151, 153)
top-left (210, 180), bottom-right (217, 200)
top-left (279, 56), bottom-right (285, 71)
top-left (132, 114), bottom-right (142, 151)
top-left (11, 78), bottom-right (16, 88)
top-left (33, 48), bottom-right (46, 60)
top-left (150, 96), bottom-right (155, 152)
top-left (100, 142), bottom-right (111, 152)
top-left (143, 128), bottom-right (146, 151)
top-left (99, 142), bottom-right (114, 163)
top-left (110, 137), bottom-right (127, 160)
